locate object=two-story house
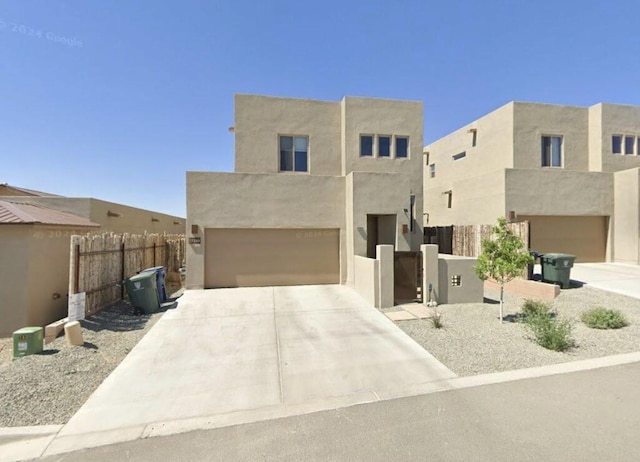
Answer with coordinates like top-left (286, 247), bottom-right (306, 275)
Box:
top-left (186, 94), bottom-right (424, 289)
top-left (424, 102), bottom-right (640, 264)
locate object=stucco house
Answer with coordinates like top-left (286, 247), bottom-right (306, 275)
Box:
top-left (423, 102), bottom-right (640, 264)
top-left (0, 185), bottom-right (186, 336)
top-left (186, 94), bottom-right (424, 290)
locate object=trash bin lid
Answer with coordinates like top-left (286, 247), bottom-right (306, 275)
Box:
top-left (542, 253), bottom-right (576, 260)
top-left (128, 271), bottom-right (156, 282)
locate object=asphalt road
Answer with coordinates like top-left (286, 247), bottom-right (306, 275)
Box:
top-left (39, 361), bottom-right (640, 461)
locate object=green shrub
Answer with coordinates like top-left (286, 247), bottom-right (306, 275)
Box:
top-left (521, 299), bottom-right (552, 318)
top-left (581, 307), bottom-right (628, 329)
top-left (429, 307), bottom-right (444, 329)
top-left (523, 306), bottom-right (574, 352)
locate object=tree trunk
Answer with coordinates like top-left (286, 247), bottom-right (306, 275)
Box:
top-left (499, 283), bottom-right (504, 323)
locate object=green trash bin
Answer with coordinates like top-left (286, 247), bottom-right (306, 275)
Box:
top-left (13, 327), bottom-right (44, 359)
top-left (540, 253), bottom-right (576, 289)
top-left (125, 271), bottom-right (160, 314)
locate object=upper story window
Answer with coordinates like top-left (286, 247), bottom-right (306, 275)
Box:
top-left (612, 135), bottom-right (622, 154)
top-left (452, 151), bottom-right (466, 161)
top-left (279, 135), bottom-right (308, 172)
top-left (360, 135), bottom-right (374, 157)
top-left (429, 164), bottom-right (436, 178)
top-left (625, 135), bottom-right (636, 155)
top-left (541, 135), bottom-right (562, 167)
top-left (378, 135), bottom-right (391, 157)
top-left (396, 137), bottom-right (408, 158)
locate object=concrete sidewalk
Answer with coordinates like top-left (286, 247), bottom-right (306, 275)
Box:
top-left (570, 263), bottom-right (640, 299)
top-left (42, 285), bottom-right (455, 456)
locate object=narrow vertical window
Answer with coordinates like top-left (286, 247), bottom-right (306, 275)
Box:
top-left (625, 135), bottom-right (635, 155)
top-left (541, 136), bottom-right (562, 167)
top-left (378, 135), bottom-right (391, 157)
top-left (396, 137), bottom-right (409, 158)
top-left (360, 135), bottom-right (373, 157)
top-left (612, 135), bottom-right (622, 154)
top-left (294, 137), bottom-right (308, 171)
top-left (429, 164), bottom-right (436, 178)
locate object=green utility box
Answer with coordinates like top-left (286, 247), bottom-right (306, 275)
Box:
top-left (13, 327), bottom-right (44, 359)
top-left (541, 253), bottom-right (576, 289)
top-left (125, 271), bottom-right (160, 314)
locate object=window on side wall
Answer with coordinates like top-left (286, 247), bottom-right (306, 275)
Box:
top-left (279, 135), bottom-right (308, 172)
top-left (378, 135), bottom-right (391, 157)
top-left (396, 136), bottom-right (409, 158)
top-left (541, 136), bottom-right (562, 167)
top-left (625, 135), bottom-right (635, 155)
top-left (429, 164), bottom-right (435, 178)
top-left (360, 135), bottom-right (374, 157)
top-left (612, 135), bottom-right (622, 154)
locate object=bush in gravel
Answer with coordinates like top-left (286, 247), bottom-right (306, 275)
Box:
top-left (581, 307), bottom-right (628, 330)
top-left (429, 307), bottom-right (444, 329)
top-left (521, 299), bottom-right (552, 319)
top-left (524, 309), bottom-right (574, 352)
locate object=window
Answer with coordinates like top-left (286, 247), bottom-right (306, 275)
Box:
top-left (396, 137), bottom-right (409, 158)
top-left (453, 151), bottom-right (466, 161)
top-left (279, 135), bottom-right (308, 172)
top-left (360, 135), bottom-right (373, 157)
top-left (612, 135), bottom-right (622, 154)
top-left (429, 164), bottom-right (435, 178)
top-left (378, 135), bottom-right (391, 157)
top-left (625, 135), bottom-right (635, 155)
top-left (541, 136), bottom-right (562, 167)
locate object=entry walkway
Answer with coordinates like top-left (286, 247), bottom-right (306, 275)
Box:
top-left (570, 263), bottom-right (640, 299)
top-left (44, 285), bottom-right (455, 456)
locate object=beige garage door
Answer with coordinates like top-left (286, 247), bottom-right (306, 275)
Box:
top-left (522, 216), bottom-right (607, 263)
top-left (204, 228), bottom-right (340, 288)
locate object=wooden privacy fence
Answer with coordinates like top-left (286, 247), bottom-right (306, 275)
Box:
top-left (452, 222), bottom-right (529, 257)
top-left (69, 233), bottom-right (185, 316)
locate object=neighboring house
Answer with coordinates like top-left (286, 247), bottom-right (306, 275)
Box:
top-left (0, 201), bottom-right (99, 336)
top-left (187, 94), bottom-right (424, 289)
top-left (424, 102), bottom-right (640, 264)
top-left (0, 185), bottom-right (186, 336)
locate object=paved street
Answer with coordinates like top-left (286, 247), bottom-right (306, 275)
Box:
top-left (40, 361), bottom-right (640, 461)
top-left (570, 263), bottom-right (640, 299)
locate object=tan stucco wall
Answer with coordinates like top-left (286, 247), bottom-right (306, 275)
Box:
top-left (594, 103), bottom-right (640, 173)
top-left (186, 171), bottom-right (346, 289)
top-left (513, 103), bottom-right (589, 171)
top-left (0, 226), bottom-right (30, 336)
top-left (4, 197), bottom-right (185, 234)
top-left (0, 224), bottom-right (93, 337)
top-left (505, 169), bottom-right (613, 217)
top-left (425, 169), bottom-right (506, 226)
top-left (234, 94), bottom-right (342, 176)
top-left (353, 256), bottom-right (379, 306)
top-left (437, 255), bottom-right (483, 304)
top-left (613, 168), bottom-right (640, 264)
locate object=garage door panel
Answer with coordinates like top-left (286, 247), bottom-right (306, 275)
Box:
top-left (205, 228), bottom-right (340, 288)
top-left (522, 216), bottom-right (606, 263)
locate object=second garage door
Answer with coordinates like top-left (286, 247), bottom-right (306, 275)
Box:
top-left (204, 228), bottom-right (340, 288)
top-left (521, 216), bottom-right (607, 263)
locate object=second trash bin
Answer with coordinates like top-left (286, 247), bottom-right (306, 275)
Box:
top-left (140, 266), bottom-right (168, 303)
top-left (125, 271), bottom-right (160, 314)
top-left (540, 253), bottom-right (576, 289)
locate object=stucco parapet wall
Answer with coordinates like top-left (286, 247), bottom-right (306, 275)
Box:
top-left (187, 171), bottom-right (346, 228)
top-left (505, 168), bottom-right (613, 216)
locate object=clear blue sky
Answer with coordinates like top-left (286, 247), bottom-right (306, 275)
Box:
top-left (2, 1), bottom-right (640, 217)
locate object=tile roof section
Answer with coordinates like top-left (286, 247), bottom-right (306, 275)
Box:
top-left (0, 201), bottom-right (100, 227)
top-left (0, 183), bottom-right (62, 197)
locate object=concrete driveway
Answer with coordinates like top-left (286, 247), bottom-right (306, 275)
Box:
top-left (44, 285), bottom-right (455, 456)
top-left (570, 263), bottom-right (640, 299)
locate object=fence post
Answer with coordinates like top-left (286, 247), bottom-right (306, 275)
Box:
top-left (153, 242), bottom-right (157, 267)
top-left (120, 241), bottom-right (126, 300)
top-left (74, 244), bottom-right (80, 294)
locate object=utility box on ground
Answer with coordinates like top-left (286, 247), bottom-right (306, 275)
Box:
top-left (13, 327), bottom-right (44, 359)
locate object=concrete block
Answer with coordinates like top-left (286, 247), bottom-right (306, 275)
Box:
top-left (64, 321), bottom-right (84, 346)
top-left (45, 317), bottom-right (68, 344)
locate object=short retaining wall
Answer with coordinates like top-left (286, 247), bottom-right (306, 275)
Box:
top-left (484, 278), bottom-right (560, 300)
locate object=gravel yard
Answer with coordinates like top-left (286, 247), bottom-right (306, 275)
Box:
top-left (0, 299), bottom-right (176, 427)
top-left (394, 286), bottom-right (640, 376)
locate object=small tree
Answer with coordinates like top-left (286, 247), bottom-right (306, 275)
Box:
top-left (475, 217), bottom-right (534, 323)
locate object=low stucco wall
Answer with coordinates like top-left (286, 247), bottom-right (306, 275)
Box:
top-left (614, 168), bottom-right (640, 264)
top-left (353, 256), bottom-right (379, 307)
top-left (437, 254), bottom-right (483, 304)
top-left (0, 227), bottom-right (29, 336)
